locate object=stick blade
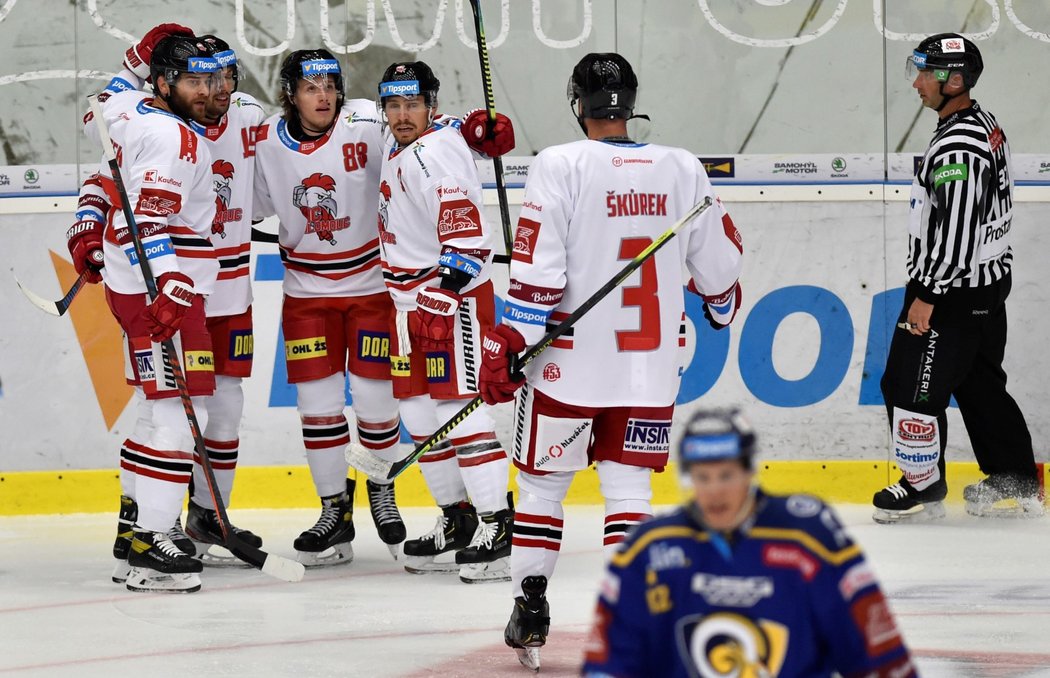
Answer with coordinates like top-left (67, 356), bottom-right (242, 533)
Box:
top-left (14, 274), bottom-right (63, 316)
top-left (345, 443), bottom-right (393, 479)
top-left (227, 539), bottom-right (306, 583)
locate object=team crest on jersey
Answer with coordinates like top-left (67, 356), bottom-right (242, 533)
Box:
top-left (292, 172), bottom-right (350, 245)
top-left (211, 160), bottom-right (243, 238)
top-left (676, 612), bottom-right (788, 677)
top-left (377, 180), bottom-right (396, 243)
top-left (437, 199), bottom-right (483, 242)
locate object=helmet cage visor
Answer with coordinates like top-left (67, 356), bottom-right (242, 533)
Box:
top-left (161, 55), bottom-right (221, 92)
top-left (906, 52), bottom-right (951, 83)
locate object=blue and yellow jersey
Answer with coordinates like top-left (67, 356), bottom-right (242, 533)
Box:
top-left (581, 490), bottom-right (916, 678)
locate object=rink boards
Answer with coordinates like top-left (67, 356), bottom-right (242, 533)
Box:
top-left (1, 194), bottom-right (1048, 513)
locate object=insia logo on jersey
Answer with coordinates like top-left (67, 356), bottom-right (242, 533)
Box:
top-left (211, 160), bottom-right (243, 238)
top-left (377, 179), bottom-right (395, 243)
top-left (623, 419), bottom-right (671, 453)
top-left (513, 218), bottom-right (541, 263)
top-left (293, 173), bottom-right (349, 245)
top-left (437, 199), bottom-right (483, 241)
top-left (606, 191), bottom-right (667, 218)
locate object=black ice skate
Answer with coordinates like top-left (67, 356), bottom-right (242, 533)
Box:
top-left (294, 478), bottom-right (355, 568)
top-left (456, 506), bottom-right (513, 583)
top-left (964, 473), bottom-right (1045, 518)
top-left (504, 575), bottom-right (550, 672)
top-left (403, 501), bottom-right (478, 574)
top-left (125, 528), bottom-right (204, 593)
top-left (185, 500), bottom-right (264, 568)
top-left (167, 517), bottom-right (198, 555)
top-left (872, 477), bottom-right (947, 524)
top-left (111, 494), bottom-right (137, 584)
top-left (366, 479), bottom-right (406, 560)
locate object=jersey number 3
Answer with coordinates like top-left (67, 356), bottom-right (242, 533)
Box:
top-left (617, 237), bottom-right (660, 351)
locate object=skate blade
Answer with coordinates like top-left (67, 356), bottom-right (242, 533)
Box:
top-left (966, 499), bottom-right (1046, 519)
top-left (296, 542), bottom-right (354, 569)
top-left (404, 553), bottom-right (459, 574)
top-left (386, 543), bottom-right (401, 561)
top-left (111, 560), bottom-right (132, 584)
top-left (872, 501), bottom-right (946, 524)
top-left (345, 443), bottom-right (393, 479)
top-left (459, 557), bottom-right (511, 584)
top-left (514, 647), bottom-right (540, 672)
top-left (125, 567), bottom-right (202, 593)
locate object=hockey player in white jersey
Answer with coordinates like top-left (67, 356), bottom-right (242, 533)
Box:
top-left (376, 61), bottom-right (514, 582)
top-left (92, 35), bottom-right (222, 593)
top-left (252, 49), bottom-right (407, 566)
top-left (476, 53), bottom-right (743, 667)
top-left (84, 29), bottom-right (267, 571)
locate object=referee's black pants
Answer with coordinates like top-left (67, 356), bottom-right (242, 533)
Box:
top-left (881, 274), bottom-right (1036, 483)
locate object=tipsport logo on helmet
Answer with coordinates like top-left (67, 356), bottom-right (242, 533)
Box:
top-left (380, 80), bottom-right (421, 97)
top-left (213, 50), bottom-right (237, 68)
top-left (187, 57), bottom-right (220, 73)
top-left (301, 59), bottom-right (340, 76)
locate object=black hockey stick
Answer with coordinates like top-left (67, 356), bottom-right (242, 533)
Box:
top-left (347, 196), bottom-right (714, 480)
top-left (89, 95), bottom-right (304, 583)
top-left (14, 261), bottom-right (100, 316)
top-left (467, 0), bottom-right (513, 264)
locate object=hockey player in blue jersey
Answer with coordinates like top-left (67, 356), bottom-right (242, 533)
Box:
top-left (580, 408), bottom-right (916, 678)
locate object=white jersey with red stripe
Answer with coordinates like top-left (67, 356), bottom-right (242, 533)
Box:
top-left (252, 100), bottom-right (386, 298)
top-left (379, 121), bottom-right (495, 310)
top-left (504, 139), bottom-right (743, 407)
top-left (98, 98), bottom-right (217, 297)
top-left (86, 83), bottom-right (264, 316)
top-left (188, 92), bottom-right (265, 316)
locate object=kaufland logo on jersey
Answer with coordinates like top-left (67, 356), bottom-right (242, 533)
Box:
top-left (623, 419), bottom-right (671, 453)
top-left (302, 59), bottom-right (340, 76)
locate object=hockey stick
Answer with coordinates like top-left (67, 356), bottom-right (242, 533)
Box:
top-left (467, 0), bottom-right (513, 263)
top-left (347, 196), bottom-right (714, 480)
top-left (89, 95), bottom-right (305, 583)
top-left (14, 263), bottom-right (99, 317)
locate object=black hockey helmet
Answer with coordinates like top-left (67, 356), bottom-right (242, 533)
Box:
top-left (677, 408), bottom-right (757, 473)
top-left (199, 34), bottom-right (239, 90)
top-left (149, 35), bottom-right (219, 94)
top-left (378, 61), bottom-right (440, 108)
top-left (279, 48), bottom-right (345, 107)
top-left (907, 33), bottom-right (984, 90)
top-left (567, 52), bottom-right (638, 121)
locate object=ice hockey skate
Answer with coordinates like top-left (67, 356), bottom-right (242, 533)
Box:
top-left (872, 478), bottom-right (946, 524)
top-left (111, 494), bottom-right (137, 584)
top-left (403, 501), bottom-right (477, 574)
top-left (456, 507), bottom-right (513, 583)
top-left (125, 528), bottom-right (204, 593)
top-left (366, 479), bottom-right (405, 559)
top-left (185, 500), bottom-right (264, 567)
top-left (294, 479), bottom-right (356, 568)
top-left (505, 575), bottom-right (550, 672)
top-left (964, 474), bottom-right (1045, 518)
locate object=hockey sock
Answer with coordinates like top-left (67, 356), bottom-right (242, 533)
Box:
top-left (346, 373), bottom-right (404, 482)
top-left (356, 416), bottom-right (402, 481)
top-left (195, 375), bottom-right (244, 507)
top-left (513, 470), bottom-right (571, 598)
top-left (597, 461), bottom-right (652, 555)
top-left (118, 388), bottom-right (154, 499)
top-left (401, 395), bottom-right (468, 505)
top-left (440, 399), bottom-right (508, 514)
top-left (302, 414), bottom-right (352, 498)
top-left (133, 397), bottom-right (205, 532)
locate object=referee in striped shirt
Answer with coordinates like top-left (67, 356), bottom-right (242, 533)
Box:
top-left (872, 33), bottom-right (1042, 524)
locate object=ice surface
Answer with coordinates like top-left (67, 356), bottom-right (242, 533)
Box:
top-left (1, 505), bottom-right (1048, 677)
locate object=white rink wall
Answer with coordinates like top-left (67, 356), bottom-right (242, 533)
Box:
top-left (2, 196), bottom-right (1048, 472)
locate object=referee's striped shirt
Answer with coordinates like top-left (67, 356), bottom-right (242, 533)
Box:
top-left (908, 101), bottom-right (1013, 302)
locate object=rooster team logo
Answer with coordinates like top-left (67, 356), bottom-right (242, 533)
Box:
top-left (293, 172), bottom-right (349, 245)
top-left (377, 179), bottom-right (396, 244)
top-left (211, 159), bottom-right (242, 238)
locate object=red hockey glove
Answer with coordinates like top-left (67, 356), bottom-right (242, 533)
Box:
top-left (66, 220), bottom-right (105, 284)
top-left (142, 272), bottom-right (197, 342)
top-left (124, 23), bottom-right (194, 80)
top-left (479, 324), bottom-right (527, 405)
top-left (413, 287), bottom-right (462, 351)
top-left (462, 109), bottom-right (515, 158)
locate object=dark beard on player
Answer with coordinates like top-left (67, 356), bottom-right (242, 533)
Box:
top-left (165, 86), bottom-right (205, 125)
